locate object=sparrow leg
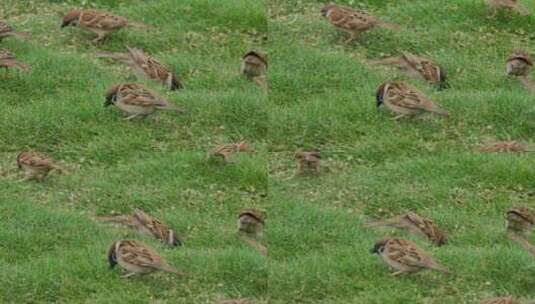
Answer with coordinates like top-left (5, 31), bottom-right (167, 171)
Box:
top-left (343, 32), bottom-right (357, 45)
top-left (393, 114), bottom-right (406, 120)
top-left (92, 33), bottom-right (106, 44)
top-left (121, 272), bottom-right (137, 278)
top-left (391, 271), bottom-right (405, 277)
top-left (124, 114), bottom-right (140, 120)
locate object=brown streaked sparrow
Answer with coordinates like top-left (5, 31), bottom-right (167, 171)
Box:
top-left (366, 212), bottom-right (448, 246)
top-left (242, 50), bottom-right (267, 89)
top-left (371, 238), bottom-right (450, 276)
top-left (96, 46), bottom-right (183, 91)
top-left (208, 141), bottom-right (255, 163)
top-left (507, 50), bottom-right (532, 77)
top-left (295, 150), bottom-right (321, 175)
top-left (477, 140), bottom-right (528, 153)
top-left (376, 81), bottom-right (449, 119)
top-left (98, 209), bottom-right (182, 247)
top-left (217, 299), bottom-right (254, 304)
top-left (0, 20), bottom-right (29, 42)
top-left (238, 208), bottom-right (266, 236)
top-left (369, 52), bottom-right (449, 90)
top-left (17, 151), bottom-right (64, 181)
top-left (0, 49), bottom-right (29, 72)
top-left (61, 10), bottom-right (151, 43)
top-left (237, 209), bottom-right (267, 256)
top-left (480, 296), bottom-right (520, 304)
top-left (507, 207), bottom-right (534, 235)
top-left (107, 240), bottom-right (184, 278)
top-left (487, 0), bottom-right (530, 16)
top-left (320, 3), bottom-right (399, 44)
top-left (104, 83), bottom-right (186, 120)
top-left (506, 50), bottom-right (535, 93)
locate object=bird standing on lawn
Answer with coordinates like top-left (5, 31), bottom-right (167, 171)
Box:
top-left (321, 3), bottom-right (399, 44)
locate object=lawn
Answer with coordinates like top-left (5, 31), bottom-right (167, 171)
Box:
top-left (0, 0), bottom-right (534, 303)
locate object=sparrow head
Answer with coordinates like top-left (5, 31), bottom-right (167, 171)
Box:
top-left (169, 73), bottom-right (183, 91)
top-left (375, 82), bottom-right (388, 108)
top-left (237, 209), bottom-right (266, 235)
top-left (437, 66), bottom-right (450, 90)
top-left (62, 10), bottom-right (81, 28)
top-left (243, 50), bottom-right (268, 67)
top-left (107, 241), bottom-right (118, 268)
top-left (321, 3), bottom-right (336, 17)
top-left (16, 151), bottom-right (26, 169)
top-left (104, 85), bottom-right (120, 107)
top-left (371, 238), bottom-right (389, 254)
top-left (168, 230), bottom-right (182, 247)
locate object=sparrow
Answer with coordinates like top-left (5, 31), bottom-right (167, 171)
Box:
top-left (480, 297), bottom-right (520, 304)
top-left (376, 81), bottom-right (450, 119)
top-left (208, 141), bottom-right (255, 163)
top-left (506, 50), bottom-right (535, 93)
top-left (237, 209), bottom-right (267, 256)
top-left (320, 3), bottom-right (399, 44)
top-left (98, 209), bottom-right (182, 247)
top-left (96, 46), bottom-right (183, 91)
top-left (238, 208), bottom-right (266, 236)
top-left (217, 299), bottom-right (254, 304)
top-left (104, 83), bottom-right (186, 120)
top-left (369, 52), bottom-right (449, 90)
top-left (506, 207), bottom-right (534, 235)
top-left (0, 20), bottom-right (29, 42)
top-left (17, 151), bottom-right (64, 181)
top-left (295, 150), bottom-right (321, 175)
top-left (486, 0), bottom-right (530, 16)
top-left (507, 50), bottom-right (532, 77)
top-left (371, 238), bottom-right (450, 276)
top-left (366, 212), bottom-right (448, 246)
top-left (107, 240), bottom-right (184, 278)
top-left (0, 49), bottom-right (29, 72)
top-left (61, 10), bottom-right (151, 43)
top-left (242, 50), bottom-right (268, 90)
top-left (477, 140), bottom-right (528, 153)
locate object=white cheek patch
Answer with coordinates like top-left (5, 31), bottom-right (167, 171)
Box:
top-left (326, 9), bottom-right (333, 18)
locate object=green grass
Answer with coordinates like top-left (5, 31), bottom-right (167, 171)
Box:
top-left (1, 0), bottom-right (534, 303)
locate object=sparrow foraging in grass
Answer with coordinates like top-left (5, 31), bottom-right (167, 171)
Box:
top-left (96, 46), bottom-right (183, 91)
top-left (208, 141), bottom-right (255, 163)
top-left (371, 238), bottom-right (451, 276)
top-left (61, 10), bottom-right (151, 43)
top-left (17, 151), bottom-right (64, 182)
top-left (98, 209), bottom-right (182, 247)
top-left (486, 0), bottom-right (530, 16)
top-left (237, 209), bottom-right (267, 256)
top-left (375, 81), bottom-right (450, 119)
top-left (217, 299), bottom-right (254, 304)
top-left (368, 52), bottom-right (449, 90)
top-left (242, 50), bottom-right (268, 90)
top-left (506, 207), bottom-right (534, 236)
top-left (480, 297), bottom-right (518, 304)
top-left (0, 49), bottom-right (29, 73)
top-left (295, 150), bottom-right (321, 175)
top-left (477, 140), bottom-right (529, 153)
top-left (238, 209), bottom-right (266, 237)
top-left (104, 83), bottom-right (186, 120)
top-left (506, 207), bottom-right (535, 258)
top-left (320, 3), bottom-right (399, 44)
top-left (366, 212), bottom-right (448, 246)
top-left (107, 240), bottom-right (184, 278)
top-left (0, 20), bottom-right (29, 42)
top-left (506, 50), bottom-right (535, 93)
